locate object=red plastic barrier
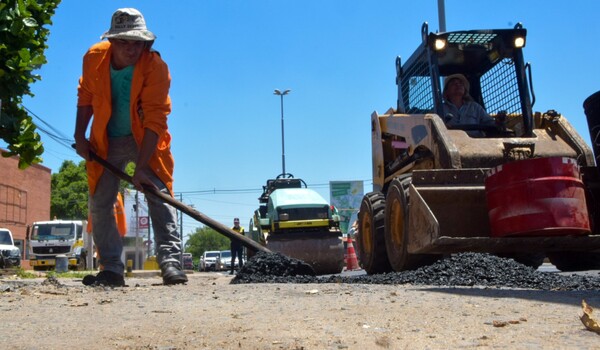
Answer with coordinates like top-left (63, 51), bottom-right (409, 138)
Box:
top-left (485, 157), bottom-right (591, 237)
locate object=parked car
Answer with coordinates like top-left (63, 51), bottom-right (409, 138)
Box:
top-left (0, 228), bottom-right (21, 268)
top-left (182, 253), bottom-right (193, 270)
top-left (199, 250), bottom-right (221, 271)
top-left (217, 250), bottom-right (234, 271)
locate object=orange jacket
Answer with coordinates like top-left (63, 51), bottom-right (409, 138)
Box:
top-left (77, 41), bottom-right (174, 195)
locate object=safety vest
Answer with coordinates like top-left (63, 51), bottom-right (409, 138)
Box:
top-left (231, 226), bottom-right (245, 234)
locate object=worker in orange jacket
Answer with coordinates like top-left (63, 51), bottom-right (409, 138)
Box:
top-left (74, 8), bottom-right (186, 287)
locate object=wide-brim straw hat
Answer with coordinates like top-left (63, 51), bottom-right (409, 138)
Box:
top-left (443, 73), bottom-right (470, 93)
top-left (101, 8), bottom-right (156, 41)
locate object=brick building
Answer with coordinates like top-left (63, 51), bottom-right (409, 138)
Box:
top-left (0, 150), bottom-right (51, 268)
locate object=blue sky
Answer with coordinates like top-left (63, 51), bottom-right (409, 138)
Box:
top-left (9, 1), bottom-right (600, 240)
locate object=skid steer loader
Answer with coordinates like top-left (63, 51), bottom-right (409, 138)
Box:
top-left (357, 23), bottom-right (600, 274)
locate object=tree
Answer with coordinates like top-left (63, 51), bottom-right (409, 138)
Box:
top-left (50, 159), bottom-right (87, 219)
top-left (49, 157), bottom-right (134, 220)
top-left (0, 0), bottom-right (61, 168)
top-left (184, 226), bottom-right (230, 258)
top-left (122, 162), bottom-right (135, 191)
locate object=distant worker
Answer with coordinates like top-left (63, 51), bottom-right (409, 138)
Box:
top-left (230, 218), bottom-right (245, 274)
top-left (442, 73), bottom-right (496, 130)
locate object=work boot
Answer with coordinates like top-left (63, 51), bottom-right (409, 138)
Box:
top-left (161, 262), bottom-right (188, 285)
top-left (82, 270), bottom-right (125, 287)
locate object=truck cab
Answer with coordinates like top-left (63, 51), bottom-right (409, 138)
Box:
top-left (28, 220), bottom-right (91, 271)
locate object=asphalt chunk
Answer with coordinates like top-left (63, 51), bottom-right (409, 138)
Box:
top-left (232, 251), bottom-right (316, 283)
top-left (232, 252), bottom-right (600, 290)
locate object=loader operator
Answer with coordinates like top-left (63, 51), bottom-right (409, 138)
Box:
top-left (74, 8), bottom-right (187, 287)
top-left (442, 73), bottom-right (497, 136)
top-left (230, 218), bottom-right (245, 274)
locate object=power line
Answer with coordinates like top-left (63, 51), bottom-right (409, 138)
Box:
top-left (174, 179), bottom-right (373, 196)
top-left (23, 105), bottom-right (374, 194)
top-left (24, 105), bottom-right (75, 151)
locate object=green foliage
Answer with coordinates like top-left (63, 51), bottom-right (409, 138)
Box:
top-left (0, 0), bottom-right (61, 168)
top-left (51, 159), bottom-right (88, 219)
top-left (50, 159), bottom-right (133, 221)
top-left (184, 226), bottom-right (230, 258)
top-left (47, 270), bottom-right (91, 278)
top-left (121, 161), bottom-right (135, 191)
top-left (14, 266), bottom-right (37, 278)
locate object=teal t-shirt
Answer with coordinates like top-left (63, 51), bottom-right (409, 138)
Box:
top-left (107, 65), bottom-right (134, 137)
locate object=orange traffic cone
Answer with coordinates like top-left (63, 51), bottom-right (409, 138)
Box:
top-left (346, 237), bottom-right (360, 271)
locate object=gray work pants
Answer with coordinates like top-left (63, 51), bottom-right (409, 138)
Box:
top-left (89, 136), bottom-right (181, 275)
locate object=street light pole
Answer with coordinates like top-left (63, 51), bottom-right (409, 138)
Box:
top-left (273, 89), bottom-right (291, 175)
top-left (437, 0), bottom-right (447, 32)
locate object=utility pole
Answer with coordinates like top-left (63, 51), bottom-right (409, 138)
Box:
top-left (179, 193), bottom-right (184, 267)
top-left (135, 190), bottom-right (140, 269)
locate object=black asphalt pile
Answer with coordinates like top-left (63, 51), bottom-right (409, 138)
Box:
top-left (232, 251), bottom-right (316, 283)
top-left (232, 252), bottom-right (600, 290)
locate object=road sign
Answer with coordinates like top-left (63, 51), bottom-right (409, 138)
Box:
top-left (138, 216), bottom-right (149, 229)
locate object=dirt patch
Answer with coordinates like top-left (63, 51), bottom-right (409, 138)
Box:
top-left (1, 270), bottom-right (600, 349)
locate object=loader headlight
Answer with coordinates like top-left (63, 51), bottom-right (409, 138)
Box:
top-left (514, 36), bottom-right (525, 48)
top-left (434, 38), bottom-right (447, 51)
top-left (279, 213), bottom-right (289, 221)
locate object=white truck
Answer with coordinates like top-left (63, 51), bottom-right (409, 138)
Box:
top-left (0, 228), bottom-right (21, 268)
top-left (27, 220), bottom-right (94, 271)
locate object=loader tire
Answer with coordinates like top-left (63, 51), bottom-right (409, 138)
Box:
top-left (357, 192), bottom-right (392, 274)
top-left (384, 175), bottom-right (440, 271)
top-left (547, 252), bottom-right (600, 272)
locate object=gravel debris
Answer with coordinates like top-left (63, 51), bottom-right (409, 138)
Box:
top-left (232, 251), bottom-right (600, 290)
top-left (234, 251), bottom-right (316, 280)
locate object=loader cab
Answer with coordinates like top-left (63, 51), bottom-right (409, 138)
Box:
top-left (396, 22), bottom-right (533, 137)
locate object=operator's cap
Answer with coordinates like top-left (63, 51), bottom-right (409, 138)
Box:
top-left (443, 73), bottom-right (470, 93)
top-left (101, 8), bottom-right (156, 41)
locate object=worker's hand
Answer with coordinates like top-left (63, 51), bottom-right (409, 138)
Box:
top-left (132, 168), bottom-right (159, 192)
top-left (74, 138), bottom-right (93, 161)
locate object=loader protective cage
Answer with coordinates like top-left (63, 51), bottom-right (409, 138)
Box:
top-left (396, 23), bottom-right (532, 136)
